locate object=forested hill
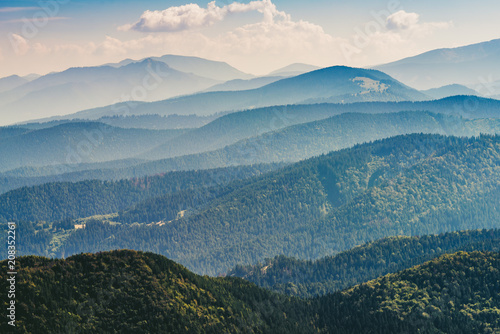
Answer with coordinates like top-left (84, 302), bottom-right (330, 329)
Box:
top-left (1, 250), bottom-right (312, 334)
top-left (44, 134), bottom-right (500, 275)
top-left (3, 108), bottom-right (498, 195)
top-left (0, 164), bottom-right (281, 223)
top-left (2, 250), bottom-right (500, 333)
top-left (315, 251), bottom-right (500, 333)
top-left (229, 229), bottom-right (500, 298)
top-left (0, 122), bottom-right (188, 172)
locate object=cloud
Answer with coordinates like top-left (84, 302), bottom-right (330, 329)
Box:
top-left (32, 42), bottom-right (50, 55)
top-left (386, 10), bottom-right (453, 36)
top-left (8, 34), bottom-right (30, 56)
top-left (119, 0), bottom-right (288, 32)
top-left (0, 7), bottom-right (39, 13)
top-left (111, 0), bottom-right (343, 72)
top-left (2, 17), bottom-right (69, 24)
top-left (338, 10), bottom-right (453, 66)
top-left (386, 11), bottom-right (419, 30)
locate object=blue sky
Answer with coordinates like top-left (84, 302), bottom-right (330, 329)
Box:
top-left (1, 0), bottom-right (499, 77)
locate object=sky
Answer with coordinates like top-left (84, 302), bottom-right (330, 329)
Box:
top-left (0, 0), bottom-right (499, 78)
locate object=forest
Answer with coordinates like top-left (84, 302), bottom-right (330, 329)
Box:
top-left (2, 249), bottom-right (499, 333)
top-left (2, 134), bottom-right (499, 275)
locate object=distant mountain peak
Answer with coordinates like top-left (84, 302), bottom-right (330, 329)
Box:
top-left (269, 63), bottom-right (321, 76)
top-left (373, 38), bottom-right (500, 90)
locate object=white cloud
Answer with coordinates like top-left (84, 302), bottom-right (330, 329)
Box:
top-left (339, 10), bottom-right (453, 65)
top-left (386, 11), bottom-right (420, 30)
top-left (9, 33), bottom-right (30, 56)
top-left (112, 0), bottom-right (343, 73)
top-left (3, 17), bottom-right (69, 24)
top-left (386, 10), bottom-right (453, 37)
top-left (32, 42), bottom-right (51, 55)
top-left (0, 7), bottom-right (39, 13)
top-left (119, 0), bottom-right (288, 32)
top-left (0, 2), bottom-right (456, 78)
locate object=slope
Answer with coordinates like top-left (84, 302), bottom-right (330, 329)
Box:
top-left (0, 74), bottom-right (28, 93)
top-left (317, 251), bottom-right (500, 333)
top-left (0, 122), bottom-right (188, 172)
top-left (203, 76), bottom-right (286, 92)
top-left (151, 110), bottom-right (499, 161)
top-left (0, 164), bottom-right (281, 226)
top-left (34, 134), bottom-right (500, 275)
top-left (109, 54), bottom-right (253, 81)
top-left (13, 95), bottom-right (500, 174)
top-left (422, 84), bottom-right (480, 99)
top-left (268, 63), bottom-right (321, 77)
top-left (229, 229), bottom-right (500, 298)
top-left (0, 250), bottom-right (312, 334)
top-left (2, 249), bottom-right (500, 333)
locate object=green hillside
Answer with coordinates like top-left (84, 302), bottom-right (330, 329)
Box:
top-left (0, 164), bottom-right (280, 224)
top-left (2, 95), bottom-right (499, 194)
top-left (0, 250), bottom-right (312, 334)
top-left (14, 134), bottom-right (498, 275)
top-left (229, 229), bottom-right (500, 298)
top-left (2, 250), bottom-right (500, 333)
top-left (316, 251), bottom-right (500, 333)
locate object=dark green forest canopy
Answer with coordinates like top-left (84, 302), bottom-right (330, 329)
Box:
top-left (228, 229), bottom-right (500, 298)
top-left (0, 163), bottom-right (281, 223)
top-left (2, 250), bottom-right (500, 333)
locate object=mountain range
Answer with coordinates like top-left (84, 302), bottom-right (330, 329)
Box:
top-left (0, 122), bottom-right (188, 172)
top-left (0, 59), bottom-right (223, 125)
top-left (374, 38), bottom-right (500, 92)
top-left (39, 66), bottom-right (429, 122)
top-left (1, 96), bottom-right (499, 194)
top-left (107, 54), bottom-right (253, 81)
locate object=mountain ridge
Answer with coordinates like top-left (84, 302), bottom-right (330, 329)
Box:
top-left (374, 38), bottom-right (500, 90)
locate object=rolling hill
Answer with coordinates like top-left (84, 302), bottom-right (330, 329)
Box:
top-left (229, 229), bottom-right (500, 298)
top-left (421, 84), bottom-right (480, 99)
top-left (138, 110), bottom-right (500, 165)
top-left (0, 164), bottom-right (281, 228)
top-left (2, 96), bottom-right (500, 193)
top-left (0, 122), bottom-right (188, 172)
top-left (0, 250), bottom-right (312, 334)
top-left (3, 107), bottom-right (498, 194)
top-left (203, 76), bottom-right (286, 92)
top-left (0, 74), bottom-right (28, 93)
top-left (2, 249), bottom-right (500, 333)
top-left (315, 251), bottom-right (500, 333)
top-left (268, 63), bottom-right (321, 77)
